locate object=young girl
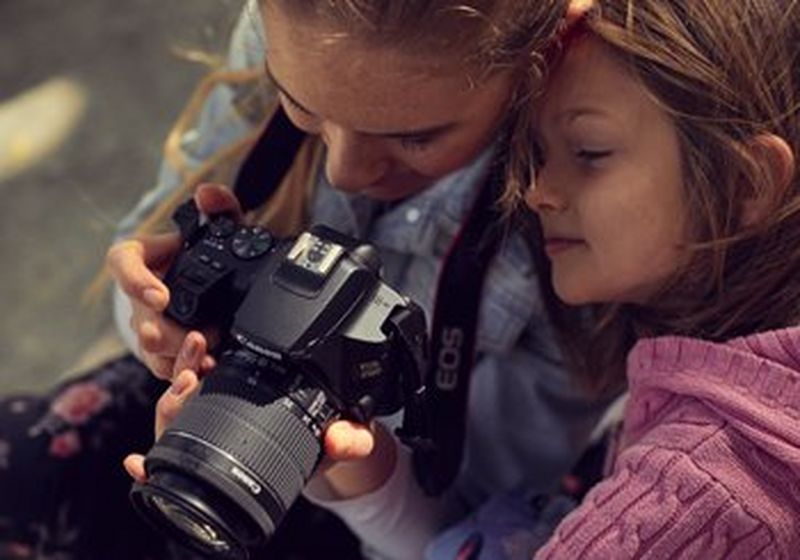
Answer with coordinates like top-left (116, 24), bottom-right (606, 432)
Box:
top-left (233, 0), bottom-right (797, 557)
top-left (515, 0), bottom-right (799, 555)
top-left (1, 1), bottom-right (608, 559)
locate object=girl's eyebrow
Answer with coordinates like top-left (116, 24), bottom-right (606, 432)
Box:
top-left (556, 107), bottom-right (611, 126)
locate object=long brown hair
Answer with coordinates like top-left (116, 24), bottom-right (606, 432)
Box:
top-left (264, 0), bottom-right (567, 79)
top-left (509, 0), bottom-right (800, 394)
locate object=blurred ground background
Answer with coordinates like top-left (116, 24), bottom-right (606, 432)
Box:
top-left (0, 0), bottom-right (245, 392)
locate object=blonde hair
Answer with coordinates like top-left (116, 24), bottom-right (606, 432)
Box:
top-left (86, 68), bottom-right (323, 301)
top-left (265, 0), bottom-right (567, 78)
top-left (88, 0), bottom-right (570, 302)
top-left (509, 0), bottom-right (800, 394)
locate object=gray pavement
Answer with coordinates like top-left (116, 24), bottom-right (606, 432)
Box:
top-left (0, 0), bottom-right (244, 392)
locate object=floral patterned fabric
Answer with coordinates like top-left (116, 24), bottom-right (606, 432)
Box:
top-left (0, 350), bottom-right (612, 560)
top-left (0, 354), bottom-right (170, 560)
top-left (0, 354), bottom-right (362, 560)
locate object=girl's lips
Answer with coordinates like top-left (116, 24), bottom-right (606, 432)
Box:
top-left (544, 238), bottom-right (584, 256)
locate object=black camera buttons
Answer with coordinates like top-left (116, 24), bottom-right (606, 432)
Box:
top-left (209, 216), bottom-right (237, 238)
top-left (183, 264), bottom-right (215, 287)
top-left (197, 253), bottom-right (226, 272)
top-left (231, 227), bottom-right (274, 260)
top-left (171, 289), bottom-right (197, 319)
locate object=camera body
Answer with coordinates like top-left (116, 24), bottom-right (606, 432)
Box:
top-left (164, 200), bottom-right (424, 423)
top-left (130, 200), bottom-right (429, 559)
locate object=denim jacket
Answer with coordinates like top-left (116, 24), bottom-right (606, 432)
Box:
top-left (114, 5), bottom-right (613, 558)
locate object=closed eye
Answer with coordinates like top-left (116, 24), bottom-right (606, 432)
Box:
top-left (280, 92), bottom-right (314, 117)
top-left (398, 133), bottom-right (435, 151)
top-left (576, 149), bottom-right (613, 163)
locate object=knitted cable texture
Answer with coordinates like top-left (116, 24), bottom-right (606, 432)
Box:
top-left (536, 328), bottom-right (800, 559)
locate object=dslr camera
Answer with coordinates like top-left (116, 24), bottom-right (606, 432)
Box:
top-left (130, 200), bottom-right (430, 559)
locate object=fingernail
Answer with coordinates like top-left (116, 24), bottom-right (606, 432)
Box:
top-left (170, 373), bottom-right (191, 396)
top-left (143, 288), bottom-right (164, 308)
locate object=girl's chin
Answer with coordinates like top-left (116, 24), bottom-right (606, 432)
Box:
top-left (554, 284), bottom-right (654, 307)
top-left (553, 286), bottom-right (589, 306)
top-left (552, 280), bottom-right (604, 306)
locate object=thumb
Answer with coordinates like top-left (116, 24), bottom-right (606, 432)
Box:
top-left (124, 454), bottom-right (148, 483)
top-left (323, 420), bottom-right (376, 461)
top-left (194, 183), bottom-right (242, 219)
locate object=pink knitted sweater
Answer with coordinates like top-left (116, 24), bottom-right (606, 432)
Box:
top-left (536, 327), bottom-right (800, 559)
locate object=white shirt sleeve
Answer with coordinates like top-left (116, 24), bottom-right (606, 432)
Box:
top-left (303, 441), bottom-right (448, 560)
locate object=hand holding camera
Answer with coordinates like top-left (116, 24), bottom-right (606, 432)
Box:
top-left (107, 184), bottom-right (244, 380)
top-left (128, 197), bottom-right (431, 559)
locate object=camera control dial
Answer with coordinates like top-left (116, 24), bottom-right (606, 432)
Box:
top-left (231, 227), bottom-right (274, 260)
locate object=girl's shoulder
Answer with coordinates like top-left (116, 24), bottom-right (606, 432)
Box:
top-left (540, 433), bottom-right (785, 557)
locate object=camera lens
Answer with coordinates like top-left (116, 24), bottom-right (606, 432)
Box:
top-left (150, 496), bottom-right (223, 547)
top-left (130, 361), bottom-right (329, 559)
top-left (132, 467), bottom-right (253, 559)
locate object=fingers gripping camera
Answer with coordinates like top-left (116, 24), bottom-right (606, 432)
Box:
top-left (130, 200), bottom-right (431, 559)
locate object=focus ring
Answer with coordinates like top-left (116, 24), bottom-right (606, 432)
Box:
top-left (166, 393), bottom-right (321, 509)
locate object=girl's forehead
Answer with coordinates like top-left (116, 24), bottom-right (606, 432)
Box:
top-left (540, 39), bottom-right (636, 114)
top-left (264, 10), bottom-right (515, 131)
top-left (263, 3), bottom-right (472, 81)
top-left (273, 54), bottom-right (513, 134)
top-left (261, 0), bottom-right (475, 64)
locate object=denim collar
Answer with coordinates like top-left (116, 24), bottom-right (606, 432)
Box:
top-left (311, 143), bottom-right (498, 258)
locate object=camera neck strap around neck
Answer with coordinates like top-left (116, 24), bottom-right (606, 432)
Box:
top-left (411, 156), bottom-right (506, 496)
top-left (233, 105), bottom-right (307, 212)
top-left (234, 106), bottom-right (507, 496)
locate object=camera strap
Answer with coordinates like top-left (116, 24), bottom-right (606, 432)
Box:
top-left (410, 154), bottom-right (507, 496)
top-left (234, 107), bottom-right (508, 497)
top-left (233, 105), bottom-right (307, 212)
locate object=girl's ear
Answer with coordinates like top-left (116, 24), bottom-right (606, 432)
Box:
top-left (741, 133), bottom-right (796, 226)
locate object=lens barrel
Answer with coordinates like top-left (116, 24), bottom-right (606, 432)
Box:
top-left (131, 374), bottom-right (325, 559)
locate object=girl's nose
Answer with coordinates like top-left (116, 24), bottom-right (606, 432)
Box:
top-left (322, 124), bottom-right (389, 192)
top-left (524, 173), bottom-right (567, 214)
